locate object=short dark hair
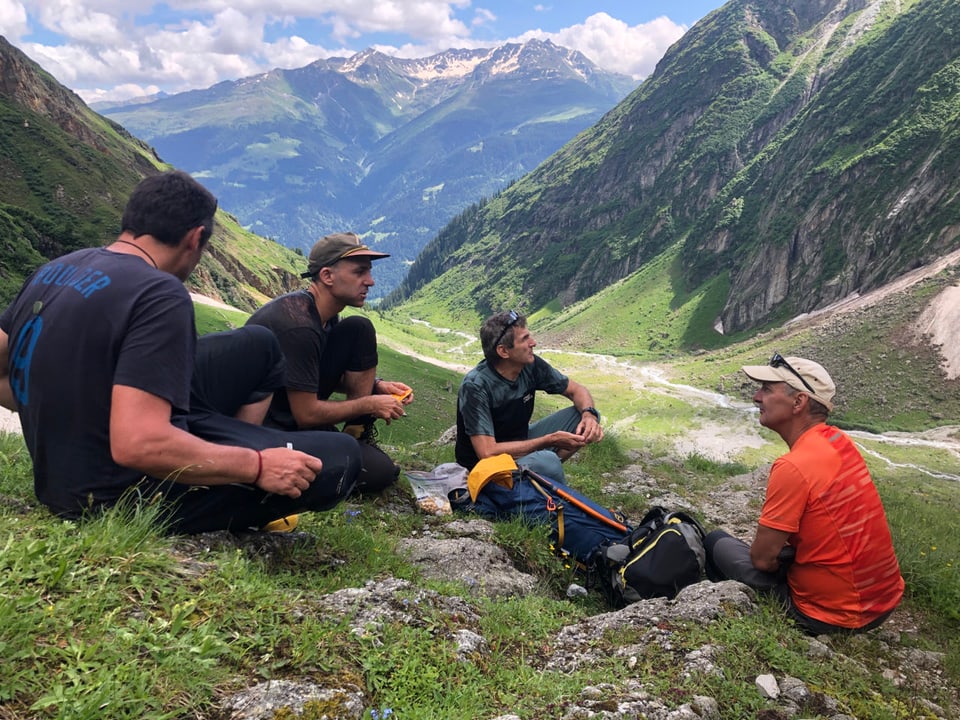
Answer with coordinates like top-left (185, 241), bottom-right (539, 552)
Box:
top-left (480, 311), bottom-right (526, 365)
top-left (121, 170), bottom-right (218, 248)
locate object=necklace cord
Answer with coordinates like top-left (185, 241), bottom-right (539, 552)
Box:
top-left (113, 239), bottom-right (159, 269)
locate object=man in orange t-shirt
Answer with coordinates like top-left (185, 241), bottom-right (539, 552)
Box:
top-left (705, 353), bottom-right (904, 634)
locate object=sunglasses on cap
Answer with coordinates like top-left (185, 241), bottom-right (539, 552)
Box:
top-left (493, 310), bottom-right (520, 348)
top-left (769, 351), bottom-right (816, 394)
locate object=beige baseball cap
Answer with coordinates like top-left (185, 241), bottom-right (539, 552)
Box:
top-left (741, 353), bottom-right (836, 411)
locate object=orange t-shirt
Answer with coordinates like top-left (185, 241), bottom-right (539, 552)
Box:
top-left (760, 424), bottom-right (904, 628)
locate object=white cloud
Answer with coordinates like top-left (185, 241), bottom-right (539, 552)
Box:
top-left (472, 8), bottom-right (496, 27)
top-left (29, 0), bottom-right (126, 45)
top-left (521, 12), bottom-right (685, 79)
top-left (0, 0), bottom-right (29, 39)
top-left (83, 82), bottom-right (162, 104)
top-left (208, 9), bottom-right (265, 54)
top-left (239, 0), bottom-right (474, 42)
top-left (260, 35), bottom-right (338, 70)
top-left (9, 2), bottom-right (687, 102)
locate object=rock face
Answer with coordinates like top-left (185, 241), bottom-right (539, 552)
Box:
top-left (393, 0), bottom-right (960, 338)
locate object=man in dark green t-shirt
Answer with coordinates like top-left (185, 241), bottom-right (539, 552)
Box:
top-left (455, 311), bottom-right (604, 482)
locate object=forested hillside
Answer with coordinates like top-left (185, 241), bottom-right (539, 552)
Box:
top-left (0, 37), bottom-right (306, 311)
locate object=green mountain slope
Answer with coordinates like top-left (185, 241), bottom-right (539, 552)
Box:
top-left (388, 0), bottom-right (960, 346)
top-left (0, 37), bottom-right (307, 311)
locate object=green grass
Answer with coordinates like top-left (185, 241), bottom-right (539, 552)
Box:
top-left (2, 299), bottom-right (959, 718)
top-left (193, 301), bottom-right (251, 334)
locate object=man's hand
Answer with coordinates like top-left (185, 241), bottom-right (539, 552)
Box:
top-left (375, 379), bottom-right (414, 405)
top-left (549, 430), bottom-right (588, 452)
top-left (576, 414), bottom-right (604, 443)
top-left (254, 447), bottom-right (324, 498)
top-left (367, 394), bottom-right (407, 422)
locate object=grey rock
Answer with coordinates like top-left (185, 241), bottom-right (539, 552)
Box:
top-left (313, 576), bottom-right (480, 639)
top-left (756, 673), bottom-right (780, 699)
top-left (804, 636), bottom-right (833, 659)
top-left (396, 535), bottom-right (538, 597)
top-left (453, 628), bottom-right (489, 662)
top-left (223, 679), bottom-right (365, 719)
top-left (690, 695), bottom-right (720, 719)
top-left (682, 645), bottom-right (724, 679)
top-left (544, 581), bottom-right (755, 673)
top-left (779, 675), bottom-right (811, 705)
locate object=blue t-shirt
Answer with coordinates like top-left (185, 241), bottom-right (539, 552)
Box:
top-left (0, 248), bottom-right (195, 517)
top-left (455, 355), bottom-right (568, 469)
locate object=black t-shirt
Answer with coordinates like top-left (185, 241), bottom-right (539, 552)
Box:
top-left (0, 248), bottom-right (195, 516)
top-left (246, 289), bottom-right (335, 431)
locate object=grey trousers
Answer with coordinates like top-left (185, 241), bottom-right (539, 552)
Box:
top-left (704, 529), bottom-right (893, 635)
top-left (517, 405), bottom-right (586, 481)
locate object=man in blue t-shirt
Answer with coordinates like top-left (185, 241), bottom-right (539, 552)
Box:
top-left (455, 310), bottom-right (604, 481)
top-left (0, 171), bottom-right (360, 533)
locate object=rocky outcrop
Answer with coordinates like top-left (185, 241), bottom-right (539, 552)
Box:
top-left (168, 467), bottom-right (956, 720)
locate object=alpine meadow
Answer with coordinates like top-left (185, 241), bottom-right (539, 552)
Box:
top-left (1, 0), bottom-right (960, 718)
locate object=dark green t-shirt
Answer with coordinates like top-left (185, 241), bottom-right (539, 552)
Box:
top-left (455, 355), bottom-right (568, 469)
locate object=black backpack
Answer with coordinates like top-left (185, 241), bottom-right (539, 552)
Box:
top-left (591, 506), bottom-right (706, 607)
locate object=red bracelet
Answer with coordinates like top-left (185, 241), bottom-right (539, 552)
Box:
top-left (254, 449), bottom-right (264, 486)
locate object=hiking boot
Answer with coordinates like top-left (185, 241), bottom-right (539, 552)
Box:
top-left (261, 514), bottom-right (299, 533)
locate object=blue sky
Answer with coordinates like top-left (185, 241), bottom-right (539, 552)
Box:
top-left (0, 0), bottom-right (725, 103)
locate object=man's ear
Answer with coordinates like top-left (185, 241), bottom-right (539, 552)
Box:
top-left (184, 225), bottom-right (203, 252)
top-left (317, 267), bottom-right (335, 286)
top-left (495, 344), bottom-right (510, 359)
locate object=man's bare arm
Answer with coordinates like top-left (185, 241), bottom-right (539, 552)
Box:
top-left (0, 329), bottom-right (15, 411)
top-left (469, 431), bottom-right (586, 462)
top-left (110, 385), bottom-right (322, 498)
top-left (286, 388), bottom-right (404, 428)
top-left (750, 524), bottom-right (791, 572)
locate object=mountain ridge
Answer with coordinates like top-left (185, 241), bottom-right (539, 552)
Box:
top-left (388, 0), bottom-right (960, 341)
top-left (94, 39), bottom-right (638, 296)
top-left (0, 36), bottom-right (307, 313)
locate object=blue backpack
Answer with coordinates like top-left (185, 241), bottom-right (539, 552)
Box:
top-left (450, 467), bottom-right (631, 568)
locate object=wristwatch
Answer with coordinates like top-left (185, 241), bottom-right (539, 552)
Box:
top-left (581, 406), bottom-right (600, 421)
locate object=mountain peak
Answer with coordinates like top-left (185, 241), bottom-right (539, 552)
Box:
top-left (325, 40), bottom-right (618, 85)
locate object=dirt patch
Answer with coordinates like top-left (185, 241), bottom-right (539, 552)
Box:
top-left (672, 418), bottom-right (766, 463)
top-left (915, 284), bottom-right (960, 379)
